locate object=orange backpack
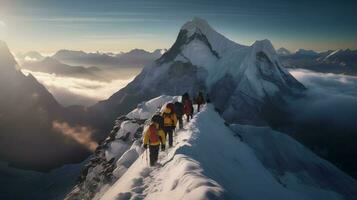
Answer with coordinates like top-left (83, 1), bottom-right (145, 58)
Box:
top-left (149, 124), bottom-right (159, 143)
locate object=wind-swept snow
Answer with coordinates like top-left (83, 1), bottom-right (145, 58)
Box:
top-left (99, 104), bottom-right (353, 200)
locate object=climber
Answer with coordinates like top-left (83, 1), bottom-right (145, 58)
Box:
top-left (143, 115), bottom-right (166, 166)
top-left (206, 93), bottom-right (211, 103)
top-left (174, 101), bottom-right (184, 129)
top-left (182, 93), bottom-right (193, 122)
top-left (161, 103), bottom-right (178, 147)
top-left (195, 91), bottom-right (205, 112)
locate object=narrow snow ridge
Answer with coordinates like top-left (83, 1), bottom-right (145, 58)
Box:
top-left (100, 104), bottom-right (351, 200)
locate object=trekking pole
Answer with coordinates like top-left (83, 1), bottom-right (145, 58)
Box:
top-left (146, 148), bottom-right (149, 166)
top-left (173, 130), bottom-right (175, 146)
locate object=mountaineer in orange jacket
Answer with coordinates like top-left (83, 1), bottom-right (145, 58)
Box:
top-left (143, 116), bottom-right (166, 166)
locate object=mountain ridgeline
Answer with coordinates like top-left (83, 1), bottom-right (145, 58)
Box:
top-left (88, 17), bottom-right (305, 135)
top-left (52, 49), bottom-right (163, 68)
top-left (278, 48), bottom-right (357, 75)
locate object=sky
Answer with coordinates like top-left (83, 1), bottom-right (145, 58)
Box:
top-left (0, 0), bottom-right (356, 54)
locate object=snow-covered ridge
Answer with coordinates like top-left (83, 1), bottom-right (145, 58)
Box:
top-left (67, 96), bottom-right (357, 200)
top-left (100, 104), bottom-right (356, 200)
top-left (90, 18), bottom-right (305, 128)
top-left (155, 18), bottom-right (303, 123)
top-left (65, 96), bottom-right (179, 200)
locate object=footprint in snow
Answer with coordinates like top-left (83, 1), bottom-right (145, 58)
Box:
top-left (115, 192), bottom-right (132, 200)
top-left (139, 167), bottom-right (151, 177)
top-left (131, 185), bottom-right (145, 194)
top-left (131, 177), bottom-right (144, 187)
top-left (130, 194), bottom-right (144, 200)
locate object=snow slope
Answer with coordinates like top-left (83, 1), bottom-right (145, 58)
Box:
top-left (76, 97), bottom-right (356, 200)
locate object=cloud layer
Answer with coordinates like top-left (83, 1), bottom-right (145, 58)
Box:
top-left (22, 69), bottom-right (134, 106)
top-left (288, 69), bottom-right (357, 129)
top-left (287, 69), bottom-right (357, 172)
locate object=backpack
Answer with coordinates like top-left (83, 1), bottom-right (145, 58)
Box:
top-left (162, 111), bottom-right (175, 126)
top-left (148, 124), bottom-right (159, 143)
top-left (174, 102), bottom-right (183, 116)
top-left (152, 114), bottom-right (164, 129)
top-left (184, 100), bottom-right (193, 114)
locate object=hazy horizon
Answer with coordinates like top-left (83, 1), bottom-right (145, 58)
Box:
top-left (1, 0), bottom-right (356, 54)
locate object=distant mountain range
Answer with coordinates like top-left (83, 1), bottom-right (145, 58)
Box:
top-left (22, 57), bottom-right (107, 81)
top-left (276, 47), bottom-right (290, 56)
top-left (16, 49), bottom-right (164, 82)
top-left (277, 48), bottom-right (357, 75)
top-left (52, 48), bottom-right (164, 68)
top-left (15, 51), bottom-right (45, 63)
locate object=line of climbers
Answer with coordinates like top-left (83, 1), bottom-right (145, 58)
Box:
top-left (143, 92), bottom-right (207, 166)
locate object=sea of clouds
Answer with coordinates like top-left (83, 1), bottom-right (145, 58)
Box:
top-left (22, 69), bottom-right (134, 107)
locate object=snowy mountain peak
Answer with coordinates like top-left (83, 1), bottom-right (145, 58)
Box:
top-left (276, 47), bottom-right (291, 56)
top-left (181, 17), bottom-right (213, 36)
top-left (252, 39), bottom-right (276, 54)
top-left (91, 18), bottom-right (305, 130)
top-left (177, 17), bottom-right (244, 58)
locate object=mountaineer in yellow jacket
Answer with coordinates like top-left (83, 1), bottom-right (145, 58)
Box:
top-left (143, 116), bottom-right (166, 166)
top-left (161, 103), bottom-right (178, 148)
